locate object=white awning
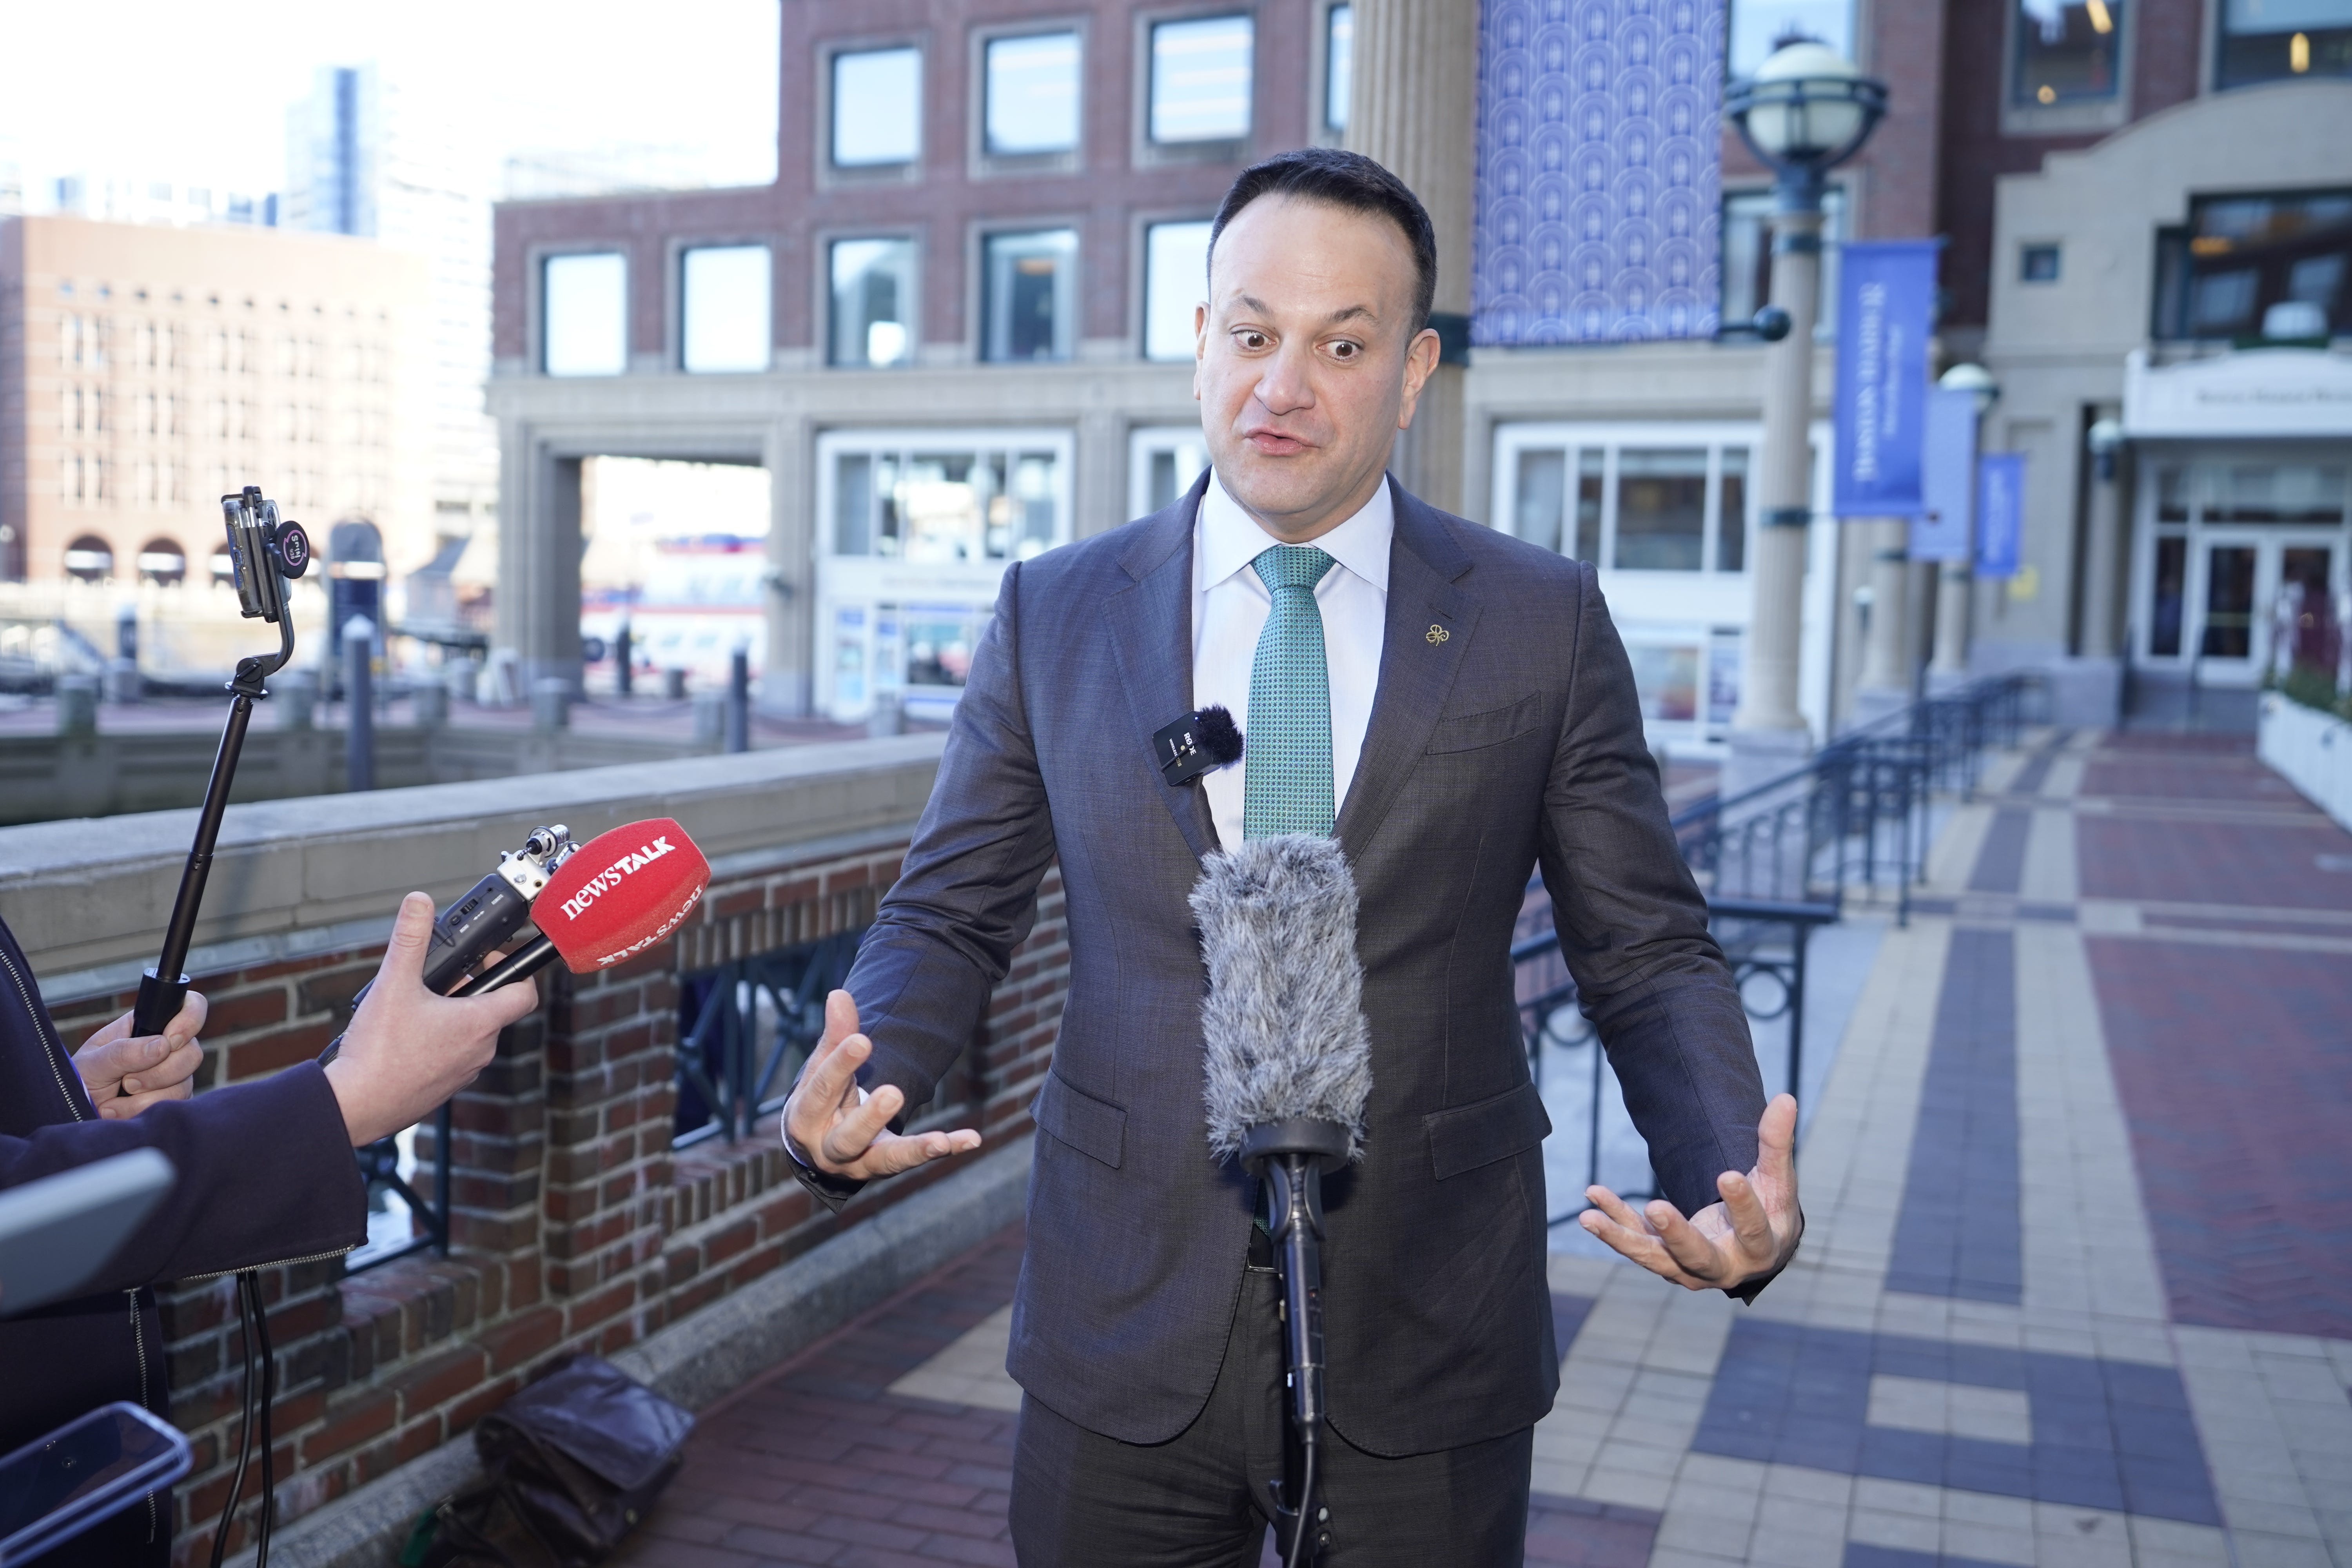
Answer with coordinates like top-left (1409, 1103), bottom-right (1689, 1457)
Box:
top-left (2123, 347), bottom-right (2352, 440)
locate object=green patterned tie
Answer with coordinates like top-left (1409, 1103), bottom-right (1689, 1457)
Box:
top-left (1242, 544), bottom-right (1339, 840)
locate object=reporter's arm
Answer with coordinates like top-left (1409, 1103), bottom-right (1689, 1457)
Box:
top-left (0, 1063), bottom-right (366, 1293)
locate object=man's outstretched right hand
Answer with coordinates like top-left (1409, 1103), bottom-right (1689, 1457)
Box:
top-left (782, 990), bottom-right (981, 1182)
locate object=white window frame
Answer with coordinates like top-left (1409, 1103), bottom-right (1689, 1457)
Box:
top-left (812, 427), bottom-right (1078, 720)
top-left (1129, 424), bottom-right (1211, 519)
top-left (1492, 419), bottom-right (1841, 748)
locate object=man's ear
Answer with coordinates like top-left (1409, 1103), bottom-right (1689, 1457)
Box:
top-left (1396, 325), bottom-right (1443, 431)
top-left (1192, 301), bottom-right (1209, 401)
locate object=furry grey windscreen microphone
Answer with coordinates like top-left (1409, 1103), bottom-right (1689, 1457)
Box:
top-left (1191, 834), bottom-right (1374, 1162)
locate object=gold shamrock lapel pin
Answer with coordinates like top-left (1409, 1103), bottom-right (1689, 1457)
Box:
top-left (1425, 623), bottom-right (1450, 646)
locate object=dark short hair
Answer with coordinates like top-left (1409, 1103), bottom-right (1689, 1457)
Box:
top-left (1208, 148), bottom-right (1438, 332)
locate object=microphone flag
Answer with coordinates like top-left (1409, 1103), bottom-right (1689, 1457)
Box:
top-left (535, 818), bottom-right (711, 972)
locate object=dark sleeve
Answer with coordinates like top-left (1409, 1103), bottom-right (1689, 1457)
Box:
top-left (840, 559), bottom-right (1058, 1127)
top-left (0, 1062), bottom-right (367, 1291)
top-left (1534, 563), bottom-right (1789, 1300)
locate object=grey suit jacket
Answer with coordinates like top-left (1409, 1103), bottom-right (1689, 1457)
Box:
top-left (840, 473), bottom-right (1768, 1457)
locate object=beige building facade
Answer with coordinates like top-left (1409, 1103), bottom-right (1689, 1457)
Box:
top-left (0, 215), bottom-right (431, 589)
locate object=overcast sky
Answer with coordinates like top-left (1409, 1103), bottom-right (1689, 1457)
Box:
top-left (0, 0), bottom-right (780, 197)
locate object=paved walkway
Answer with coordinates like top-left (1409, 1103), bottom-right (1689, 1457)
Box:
top-left (613, 730), bottom-right (2352, 1568)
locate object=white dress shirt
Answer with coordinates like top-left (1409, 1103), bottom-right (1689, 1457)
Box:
top-left (1192, 472), bottom-right (1393, 849)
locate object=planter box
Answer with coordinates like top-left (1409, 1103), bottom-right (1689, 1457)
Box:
top-left (2258, 693), bottom-right (2352, 833)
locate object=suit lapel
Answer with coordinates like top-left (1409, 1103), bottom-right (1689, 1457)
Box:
top-left (1103, 474), bottom-right (1220, 862)
top-left (1334, 483), bottom-right (1479, 862)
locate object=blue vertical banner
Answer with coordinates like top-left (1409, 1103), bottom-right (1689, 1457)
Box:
top-left (1976, 453), bottom-right (2025, 579)
top-left (1832, 240), bottom-right (1940, 518)
top-left (1912, 386), bottom-right (1979, 562)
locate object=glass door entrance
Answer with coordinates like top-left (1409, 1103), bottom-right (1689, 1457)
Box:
top-left (2135, 456), bottom-right (2349, 686)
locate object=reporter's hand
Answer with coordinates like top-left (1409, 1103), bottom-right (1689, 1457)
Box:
top-left (323, 892), bottom-right (540, 1148)
top-left (782, 991), bottom-right (980, 1181)
top-left (74, 992), bottom-right (207, 1118)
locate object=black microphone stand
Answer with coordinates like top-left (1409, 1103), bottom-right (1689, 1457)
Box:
top-left (1243, 1118), bottom-right (1349, 1568)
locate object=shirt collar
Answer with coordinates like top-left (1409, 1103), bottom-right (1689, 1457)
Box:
top-left (1197, 471), bottom-right (1394, 595)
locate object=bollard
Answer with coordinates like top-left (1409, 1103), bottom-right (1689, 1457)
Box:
top-left (103, 658), bottom-right (142, 705)
top-left (531, 676), bottom-right (572, 733)
top-left (413, 681), bottom-right (449, 729)
top-left (691, 688), bottom-right (725, 749)
top-left (662, 666), bottom-right (688, 701)
top-left (615, 622), bottom-right (634, 698)
top-left (54, 674), bottom-right (98, 738)
top-left (444, 657), bottom-right (479, 709)
top-left (345, 617), bottom-right (376, 792)
top-left (726, 647), bottom-right (750, 753)
top-left (277, 669), bottom-right (319, 731)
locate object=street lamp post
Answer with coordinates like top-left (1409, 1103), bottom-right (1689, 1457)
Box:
top-left (1931, 362), bottom-right (1999, 679)
top-left (1723, 42), bottom-right (1887, 793)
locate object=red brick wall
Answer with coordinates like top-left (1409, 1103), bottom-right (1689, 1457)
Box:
top-left (49, 837), bottom-right (1070, 1565)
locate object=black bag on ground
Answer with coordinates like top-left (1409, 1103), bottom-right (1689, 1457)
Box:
top-left (409, 1354), bottom-right (694, 1567)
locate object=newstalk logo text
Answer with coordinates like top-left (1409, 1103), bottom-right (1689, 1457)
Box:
top-left (556, 835), bottom-right (677, 922)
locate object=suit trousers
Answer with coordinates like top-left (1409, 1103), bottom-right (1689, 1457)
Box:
top-left (1009, 1260), bottom-right (1534, 1566)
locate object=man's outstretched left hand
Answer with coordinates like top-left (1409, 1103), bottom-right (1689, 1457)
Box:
top-left (1578, 1093), bottom-right (1801, 1292)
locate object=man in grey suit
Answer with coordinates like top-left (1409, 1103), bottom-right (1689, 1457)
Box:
top-left (783, 149), bottom-right (1801, 1566)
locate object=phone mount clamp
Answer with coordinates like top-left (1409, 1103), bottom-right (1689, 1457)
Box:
top-left (132, 487), bottom-right (310, 1037)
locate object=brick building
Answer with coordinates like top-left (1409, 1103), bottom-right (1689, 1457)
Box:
top-left (0, 215), bottom-right (433, 586)
top-left (486, 0), bottom-right (2352, 738)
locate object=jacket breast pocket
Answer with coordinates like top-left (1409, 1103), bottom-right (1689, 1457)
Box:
top-left (1424, 1080), bottom-right (1552, 1180)
top-left (1426, 694), bottom-right (1543, 755)
top-left (1034, 1071), bottom-right (1126, 1169)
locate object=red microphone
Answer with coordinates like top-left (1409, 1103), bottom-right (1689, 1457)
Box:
top-left (452, 820), bottom-right (710, 995)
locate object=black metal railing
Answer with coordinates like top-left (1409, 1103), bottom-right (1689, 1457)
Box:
top-left (1672, 673), bottom-right (2041, 922)
top-left (1519, 672), bottom-right (2042, 1220)
top-left (346, 1105), bottom-right (454, 1273)
top-left (1515, 898), bottom-right (1836, 1221)
top-left (674, 930), bottom-right (863, 1148)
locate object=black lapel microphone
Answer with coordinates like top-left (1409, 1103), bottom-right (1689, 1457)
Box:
top-left (1153, 705), bottom-right (1242, 786)
top-left (1192, 833), bottom-right (1371, 1568)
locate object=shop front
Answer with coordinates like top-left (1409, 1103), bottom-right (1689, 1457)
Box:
top-left (815, 428), bottom-right (1076, 722)
top-left (2122, 349), bottom-right (2352, 689)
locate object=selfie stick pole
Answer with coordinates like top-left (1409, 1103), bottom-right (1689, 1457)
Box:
top-left (132, 490), bottom-right (305, 1036)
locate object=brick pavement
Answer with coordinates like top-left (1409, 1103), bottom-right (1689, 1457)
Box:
top-left (606, 728), bottom-right (2352, 1568)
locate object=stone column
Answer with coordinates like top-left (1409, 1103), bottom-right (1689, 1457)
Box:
top-left (1851, 518), bottom-right (1914, 725)
top-left (495, 430), bottom-right (584, 697)
top-left (1931, 562), bottom-right (1972, 678)
top-left (762, 417), bottom-right (814, 716)
top-left (1726, 205), bottom-right (1823, 793)
top-left (1346, 0), bottom-right (1478, 515)
top-left (2077, 420), bottom-right (2124, 659)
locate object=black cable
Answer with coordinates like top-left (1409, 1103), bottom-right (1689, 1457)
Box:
top-left (1284, 1435), bottom-right (1319, 1568)
top-left (248, 1269), bottom-right (277, 1568)
top-left (206, 1275), bottom-right (259, 1568)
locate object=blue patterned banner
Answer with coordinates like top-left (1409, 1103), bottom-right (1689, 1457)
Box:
top-left (1472, 0), bottom-right (1727, 345)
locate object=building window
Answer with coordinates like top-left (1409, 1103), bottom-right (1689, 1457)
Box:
top-left (1721, 187), bottom-right (1847, 336)
top-left (1728, 0), bottom-right (1856, 77)
top-left (542, 252), bottom-right (628, 377)
top-left (831, 239), bottom-right (918, 367)
top-left (138, 538), bottom-right (187, 585)
top-left (833, 46), bottom-right (922, 167)
top-left (829, 445), bottom-right (1065, 563)
top-left (1614, 450), bottom-right (1711, 571)
top-left (1324, 4), bottom-right (1354, 132)
top-left (2020, 243), bottom-right (2062, 282)
top-left (1150, 15), bottom-right (1254, 144)
top-left (64, 536), bottom-right (113, 582)
top-left (1143, 220), bottom-right (1213, 361)
top-left (2218, 0), bottom-right (2352, 87)
top-left (1130, 425), bottom-right (1211, 516)
top-left (981, 229), bottom-right (1078, 362)
top-left (985, 31), bottom-right (1082, 154)
top-left (680, 245), bottom-right (771, 373)
top-left (2013, 0), bottom-right (2125, 105)
top-left (2152, 187), bottom-right (2352, 340)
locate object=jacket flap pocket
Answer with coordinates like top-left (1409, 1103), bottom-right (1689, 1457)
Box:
top-left (1427, 694), bottom-right (1540, 754)
top-left (1425, 1080), bottom-right (1552, 1180)
top-left (1035, 1071), bottom-right (1126, 1169)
